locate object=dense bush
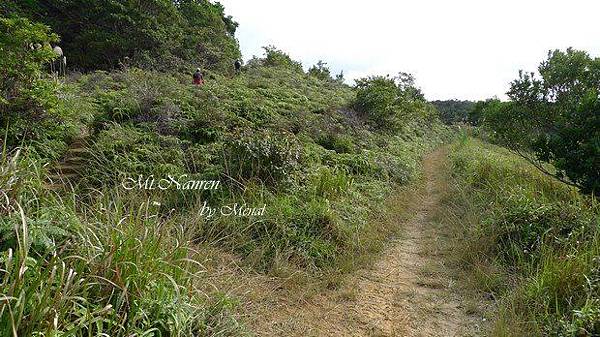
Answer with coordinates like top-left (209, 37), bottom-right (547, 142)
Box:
top-left (223, 129), bottom-right (302, 187)
top-left (0, 17), bottom-right (56, 106)
top-left (1, 17), bottom-right (60, 156)
top-left (354, 76), bottom-right (399, 128)
top-left (247, 46), bottom-right (304, 73)
top-left (3, 0), bottom-right (241, 72)
top-left (308, 60), bottom-right (339, 82)
top-left (354, 73), bottom-right (429, 129)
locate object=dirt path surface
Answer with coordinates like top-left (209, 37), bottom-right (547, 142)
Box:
top-left (211, 148), bottom-right (481, 336)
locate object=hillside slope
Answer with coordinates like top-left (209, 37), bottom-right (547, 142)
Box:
top-left (1, 41), bottom-right (451, 335)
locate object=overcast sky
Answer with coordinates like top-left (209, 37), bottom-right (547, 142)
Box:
top-left (219, 0), bottom-right (600, 101)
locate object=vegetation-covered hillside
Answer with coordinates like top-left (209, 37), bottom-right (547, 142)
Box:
top-left (2, 2), bottom-right (598, 336)
top-left (0, 5), bottom-right (450, 335)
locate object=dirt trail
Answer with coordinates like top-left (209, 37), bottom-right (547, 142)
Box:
top-left (212, 148), bottom-right (480, 336)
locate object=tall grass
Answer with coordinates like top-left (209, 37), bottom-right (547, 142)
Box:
top-left (0, 148), bottom-right (246, 336)
top-left (440, 138), bottom-right (600, 336)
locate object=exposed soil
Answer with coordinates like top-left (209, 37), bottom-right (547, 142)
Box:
top-left (208, 148), bottom-right (482, 336)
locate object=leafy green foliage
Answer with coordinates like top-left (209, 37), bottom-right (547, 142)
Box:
top-left (354, 73), bottom-right (428, 129)
top-left (468, 99), bottom-right (494, 126)
top-left (253, 45), bottom-right (304, 72)
top-left (0, 16), bottom-right (56, 103)
top-left (0, 17), bottom-right (55, 145)
top-left (431, 99), bottom-right (475, 124)
top-left (4, 0), bottom-right (241, 72)
top-left (0, 16), bottom-right (94, 160)
top-left (354, 76), bottom-right (398, 128)
top-left (223, 129), bottom-right (301, 187)
top-left (308, 60), bottom-right (333, 81)
top-left (481, 48), bottom-right (600, 194)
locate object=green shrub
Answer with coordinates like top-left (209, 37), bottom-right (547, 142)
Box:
top-left (354, 76), bottom-right (399, 128)
top-left (222, 130), bottom-right (301, 187)
top-left (253, 45), bottom-right (303, 73)
top-left (354, 73), bottom-right (426, 129)
top-left (243, 195), bottom-right (342, 269)
top-left (308, 60), bottom-right (333, 81)
top-left (0, 16), bottom-right (83, 159)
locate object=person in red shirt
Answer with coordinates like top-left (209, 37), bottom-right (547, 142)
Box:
top-left (193, 68), bottom-right (204, 85)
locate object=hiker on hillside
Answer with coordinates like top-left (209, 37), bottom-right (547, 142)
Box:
top-left (234, 59), bottom-right (242, 74)
top-left (193, 68), bottom-right (204, 86)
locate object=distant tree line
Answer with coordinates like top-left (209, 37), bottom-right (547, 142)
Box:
top-left (430, 100), bottom-right (475, 124)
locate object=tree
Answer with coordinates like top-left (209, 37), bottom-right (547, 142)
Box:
top-left (486, 48), bottom-right (600, 194)
top-left (261, 45), bottom-right (303, 72)
top-left (395, 72), bottom-right (425, 102)
top-left (3, 0), bottom-right (241, 72)
top-left (468, 98), bottom-right (502, 126)
top-left (177, 0), bottom-right (241, 72)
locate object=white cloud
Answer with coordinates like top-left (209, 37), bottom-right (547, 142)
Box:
top-left (219, 0), bottom-right (600, 100)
